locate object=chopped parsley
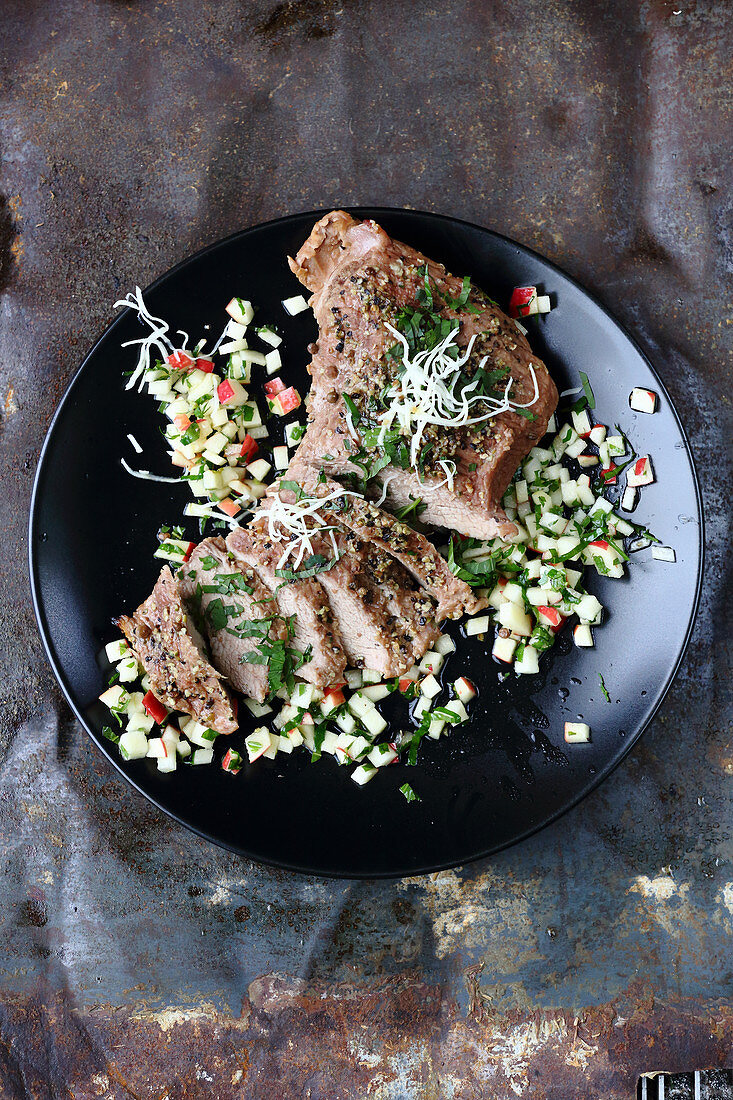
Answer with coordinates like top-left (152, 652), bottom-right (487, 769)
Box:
top-left (342, 393), bottom-right (361, 426)
top-left (394, 496), bottom-right (427, 521)
top-left (201, 573), bottom-right (255, 597)
top-left (240, 615), bottom-right (313, 696)
top-left (399, 783), bottom-right (421, 803)
top-left (447, 536), bottom-right (519, 588)
top-left (205, 597), bottom-right (244, 632)
top-left (579, 372), bottom-right (595, 410)
top-left (406, 709), bottom-right (433, 765)
top-left (275, 553), bottom-right (337, 582)
top-left (277, 479), bottom-right (305, 501)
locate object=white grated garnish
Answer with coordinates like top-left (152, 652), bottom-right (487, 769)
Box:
top-left (373, 473), bottom-right (399, 506)
top-left (115, 287), bottom-right (174, 393)
top-left (427, 459), bottom-right (458, 492)
top-left (210, 318), bottom-right (233, 357)
top-left (187, 502), bottom-right (242, 530)
top-left (343, 400), bottom-right (360, 441)
top-left (127, 433), bottom-right (143, 454)
top-left (380, 322), bottom-right (539, 474)
top-left (265, 485), bottom-right (358, 571)
top-left (120, 457), bottom-right (181, 484)
top-left (560, 385), bottom-right (583, 398)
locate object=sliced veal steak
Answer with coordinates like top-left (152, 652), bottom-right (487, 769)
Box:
top-left (360, 542), bottom-right (440, 662)
top-left (313, 531), bottom-right (420, 676)
top-left (226, 525), bottom-right (347, 689)
top-left (178, 537), bottom-right (286, 704)
top-left (288, 210), bottom-right (558, 539)
top-left (117, 565), bottom-right (237, 734)
top-left (260, 485), bottom-right (436, 676)
top-left (284, 460), bottom-right (486, 621)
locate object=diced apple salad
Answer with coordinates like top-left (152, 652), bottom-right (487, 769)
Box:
top-left (102, 286), bottom-right (671, 794)
top-left (115, 289), bottom-right (304, 528)
top-left (99, 632), bottom-right (471, 791)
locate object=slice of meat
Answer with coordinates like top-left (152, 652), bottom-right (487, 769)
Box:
top-left (116, 566), bottom-right (237, 734)
top-left (284, 460), bottom-right (486, 621)
top-left (178, 537), bottom-right (286, 704)
top-left (288, 210), bottom-right (558, 539)
top-left (226, 525), bottom-right (347, 689)
top-left (258, 487), bottom-right (434, 676)
top-left (360, 542), bottom-right (440, 662)
top-left (314, 531), bottom-right (419, 676)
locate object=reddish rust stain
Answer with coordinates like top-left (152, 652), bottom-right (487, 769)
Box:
top-left (0, 978), bottom-right (730, 1099)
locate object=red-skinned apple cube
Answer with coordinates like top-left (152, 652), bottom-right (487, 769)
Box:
top-left (454, 677), bottom-right (477, 704)
top-left (564, 722), bottom-right (591, 743)
top-left (627, 455), bottom-right (654, 487)
top-left (273, 387), bottom-right (301, 415)
top-left (217, 379), bottom-right (247, 406)
top-left (629, 388), bottom-right (657, 413)
top-left (536, 605), bottom-right (565, 630)
top-left (167, 350), bottom-right (193, 370)
top-left (142, 691), bottom-right (167, 725)
top-left (573, 624), bottom-right (594, 647)
top-left (222, 748), bottom-right (242, 774)
top-left (264, 377), bottom-right (286, 397)
top-left (239, 434), bottom-right (259, 463)
top-left (508, 286), bottom-right (537, 318)
top-left (492, 635), bottom-right (517, 663)
top-left (218, 497), bottom-right (241, 518)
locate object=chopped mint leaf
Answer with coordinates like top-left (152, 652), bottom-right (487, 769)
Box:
top-left (399, 782), bottom-right (421, 803)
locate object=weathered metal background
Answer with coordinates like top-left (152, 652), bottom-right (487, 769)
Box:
top-left (0, 0), bottom-right (731, 1096)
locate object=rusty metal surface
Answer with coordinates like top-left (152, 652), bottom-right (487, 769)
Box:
top-left (0, 0), bottom-right (731, 1096)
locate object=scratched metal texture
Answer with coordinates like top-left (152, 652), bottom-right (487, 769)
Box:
top-left (0, 0), bottom-right (731, 1096)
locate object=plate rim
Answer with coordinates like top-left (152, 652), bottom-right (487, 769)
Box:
top-left (28, 206), bottom-right (705, 878)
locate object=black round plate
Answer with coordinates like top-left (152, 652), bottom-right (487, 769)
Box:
top-left (29, 208), bottom-right (703, 878)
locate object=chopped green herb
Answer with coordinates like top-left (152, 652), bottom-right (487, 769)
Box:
top-left (394, 496), bottom-right (427, 522)
top-left (180, 423), bottom-right (200, 446)
top-left (579, 372), bottom-right (595, 410)
top-left (342, 393), bottom-right (361, 425)
top-left (277, 479), bottom-right (305, 501)
top-left (275, 553), bottom-right (337, 582)
top-left (431, 706), bottom-right (462, 724)
top-left (399, 782), bottom-right (421, 803)
top-left (605, 454), bottom-right (637, 481)
top-left (599, 673), bottom-right (611, 703)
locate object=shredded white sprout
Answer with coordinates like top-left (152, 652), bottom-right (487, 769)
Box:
top-left (343, 400), bottom-right (360, 441)
top-left (418, 459), bottom-right (458, 493)
top-left (560, 385), bottom-right (583, 398)
top-left (373, 473), bottom-right (399, 506)
top-left (126, 433), bottom-right (143, 454)
top-left (114, 287), bottom-right (175, 393)
top-left (120, 457), bottom-right (181, 484)
top-left (187, 502), bottom-right (242, 530)
top-left (266, 485), bottom-right (358, 571)
top-left (379, 322), bottom-right (539, 474)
